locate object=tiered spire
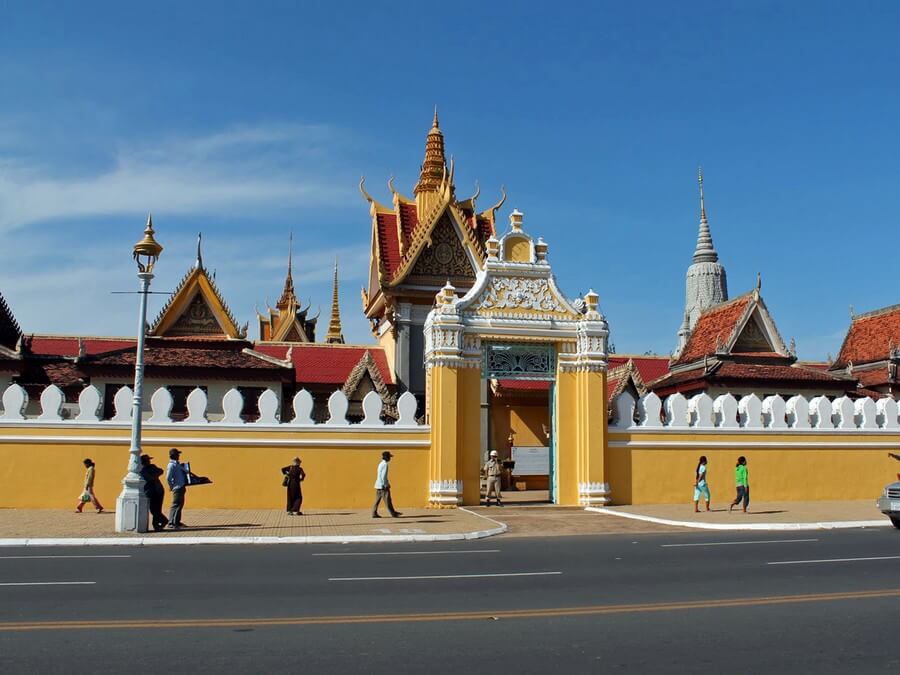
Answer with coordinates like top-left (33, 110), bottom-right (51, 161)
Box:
top-left (277, 232), bottom-right (297, 310)
top-left (414, 106), bottom-right (448, 195)
top-left (693, 167), bottom-right (719, 263)
top-left (325, 258), bottom-right (345, 344)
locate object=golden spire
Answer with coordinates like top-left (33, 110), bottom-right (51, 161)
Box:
top-left (414, 106), bottom-right (448, 195)
top-left (325, 258), bottom-right (345, 344)
top-left (276, 232), bottom-right (297, 310)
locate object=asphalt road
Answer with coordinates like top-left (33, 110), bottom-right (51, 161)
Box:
top-left (1, 528), bottom-right (898, 674)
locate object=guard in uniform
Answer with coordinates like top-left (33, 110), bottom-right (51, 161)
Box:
top-left (483, 450), bottom-right (503, 506)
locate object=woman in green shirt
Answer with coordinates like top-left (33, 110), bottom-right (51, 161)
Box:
top-left (729, 456), bottom-right (749, 512)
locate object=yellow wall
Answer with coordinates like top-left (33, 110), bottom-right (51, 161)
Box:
top-left (607, 431), bottom-right (900, 504)
top-left (1, 425), bottom-right (430, 510)
top-left (457, 368), bottom-right (482, 505)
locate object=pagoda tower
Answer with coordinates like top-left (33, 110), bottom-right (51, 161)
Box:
top-left (325, 259), bottom-right (345, 344)
top-left (257, 235), bottom-right (318, 342)
top-left (675, 168), bottom-right (728, 356)
top-left (360, 110), bottom-right (505, 395)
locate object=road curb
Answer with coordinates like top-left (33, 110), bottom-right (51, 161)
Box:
top-left (0, 510), bottom-right (508, 547)
top-left (584, 507), bottom-right (892, 531)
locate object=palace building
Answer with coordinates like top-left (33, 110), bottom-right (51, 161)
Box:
top-left (1, 112), bottom-right (900, 512)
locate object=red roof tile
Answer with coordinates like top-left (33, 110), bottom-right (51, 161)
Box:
top-left (84, 343), bottom-right (287, 372)
top-left (834, 304), bottom-right (900, 368)
top-left (856, 367), bottom-right (895, 388)
top-left (674, 295), bottom-right (752, 365)
top-left (714, 362), bottom-right (849, 383)
top-left (375, 212), bottom-right (402, 279)
top-left (608, 356), bottom-right (670, 383)
top-left (254, 343), bottom-right (394, 386)
top-left (27, 336), bottom-right (135, 357)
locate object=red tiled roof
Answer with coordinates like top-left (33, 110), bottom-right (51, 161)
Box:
top-left (83, 343), bottom-right (288, 372)
top-left (398, 203), bottom-right (419, 243)
top-left (856, 367), bottom-right (895, 388)
top-left (608, 355), bottom-right (670, 383)
top-left (650, 362), bottom-right (852, 394)
top-left (375, 212), bottom-right (402, 279)
top-left (714, 362), bottom-right (849, 383)
top-left (254, 343), bottom-right (394, 385)
top-left (16, 360), bottom-right (85, 389)
top-left (834, 304), bottom-right (900, 368)
top-left (27, 336), bottom-right (134, 357)
top-left (674, 295), bottom-right (752, 365)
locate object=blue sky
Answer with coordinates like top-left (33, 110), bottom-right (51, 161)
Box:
top-left (1, 1), bottom-right (898, 359)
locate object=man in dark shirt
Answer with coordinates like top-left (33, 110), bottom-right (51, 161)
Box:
top-left (140, 454), bottom-right (168, 532)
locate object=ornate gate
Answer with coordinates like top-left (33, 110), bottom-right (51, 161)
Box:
top-left (424, 210), bottom-right (611, 507)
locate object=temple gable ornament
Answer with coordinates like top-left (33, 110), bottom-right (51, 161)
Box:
top-left (475, 277), bottom-right (575, 318)
top-left (407, 216), bottom-right (476, 282)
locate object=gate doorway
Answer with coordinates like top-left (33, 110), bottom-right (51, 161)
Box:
top-left (481, 343), bottom-right (556, 505)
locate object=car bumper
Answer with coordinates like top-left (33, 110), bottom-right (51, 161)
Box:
top-left (876, 496), bottom-right (899, 515)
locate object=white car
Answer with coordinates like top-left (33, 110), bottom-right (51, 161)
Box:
top-left (877, 478), bottom-right (900, 529)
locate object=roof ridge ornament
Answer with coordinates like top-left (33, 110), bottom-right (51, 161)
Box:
top-left (195, 232), bottom-right (203, 269)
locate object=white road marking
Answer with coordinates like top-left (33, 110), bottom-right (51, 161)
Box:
top-left (0, 581), bottom-right (97, 586)
top-left (662, 539), bottom-right (818, 548)
top-left (768, 555), bottom-right (900, 566)
top-left (0, 555), bottom-right (132, 560)
top-left (329, 571), bottom-right (561, 582)
top-left (314, 549), bottom-right (501, 557)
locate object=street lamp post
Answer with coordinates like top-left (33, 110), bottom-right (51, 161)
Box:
top-left (115, 215), bottom-right (163, 533)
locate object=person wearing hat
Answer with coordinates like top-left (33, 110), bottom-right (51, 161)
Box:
top-left (165, 448), bottom-right (188, 528)
top-left (372, 451), bottom-right (401, 518)
top-left (281, 456), bottom-right (306, 515)
top-left (140, 454), bottom-right (168, 531)
top-left (483, 450), bottom-right (503, 506)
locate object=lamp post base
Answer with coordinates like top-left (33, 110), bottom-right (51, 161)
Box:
top-left (115, 477), bottom-right (149, 533)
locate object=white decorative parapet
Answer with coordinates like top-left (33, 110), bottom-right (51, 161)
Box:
top-left (428, 480), bottom-right (462, 506)
top-left (578, 481), bottom-right (610, 506)
top-left (0, 383), bottom-right (426, 429)
top-left (617, 390), bottom-right (900, 432)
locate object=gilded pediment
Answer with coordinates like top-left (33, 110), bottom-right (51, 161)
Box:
top-left (406, 216), bottom-right (476, 284)
top-left (470, 276), bottom-right (580, 320)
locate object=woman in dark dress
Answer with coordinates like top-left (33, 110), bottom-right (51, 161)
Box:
top-left (282, 457), bottom-right (306, 515)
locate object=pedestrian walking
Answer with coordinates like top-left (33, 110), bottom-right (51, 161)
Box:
top-left (75, 458), bottom-right (104, 513)
top-left (165, 448), bottom-right (188, 528)
top-left (282, 456), bottom-right (306, 515)
top-left (730, 456), bottom-right (750, 512)
top-left (483, 450), bottom-right (503, 506)
top-left (372, 451), bottom-right (401, 518)
top-left (140, 454), bottom-right (168, 531)
top-left (693, 455), bottom-right (710, 512)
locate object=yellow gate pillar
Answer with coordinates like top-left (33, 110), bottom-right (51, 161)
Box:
top-left (556, 290), bottom-right (611, 506)
top-left (424, 282), bottom-right (480, 506)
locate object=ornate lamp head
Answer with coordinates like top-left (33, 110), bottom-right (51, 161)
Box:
top-left (133, 214), bottom-right (163, 273)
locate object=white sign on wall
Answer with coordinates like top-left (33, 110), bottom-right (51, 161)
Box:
top-left (511, 446), bottom-right (550, 476)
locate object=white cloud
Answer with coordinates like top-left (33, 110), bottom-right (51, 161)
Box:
top-left (0, 122), bottom-right (354, 231)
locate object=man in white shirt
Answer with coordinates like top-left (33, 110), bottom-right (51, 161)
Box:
top-left (372, 451), bottom-right (401, 518)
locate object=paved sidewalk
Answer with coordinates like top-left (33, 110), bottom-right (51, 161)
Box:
top-left (467, 506), bottom-right (686, 537)
top-left (589, 500), bottom-right (892, 531)
top-left (0, 508), bottom-right (505, 545)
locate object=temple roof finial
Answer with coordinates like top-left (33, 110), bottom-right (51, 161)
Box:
top-left (195, 232), bottom-right (203, 269)
top-left (692, 166), bottom-right (719, 264)
top-left (276, 232), bottom-right (297, 310)
top-left (414, 108), bottom-right (448, 195)
top-left (432, 105), bottom-right (439, 129)
top-left (325, 257), bottom-right (345, 344)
